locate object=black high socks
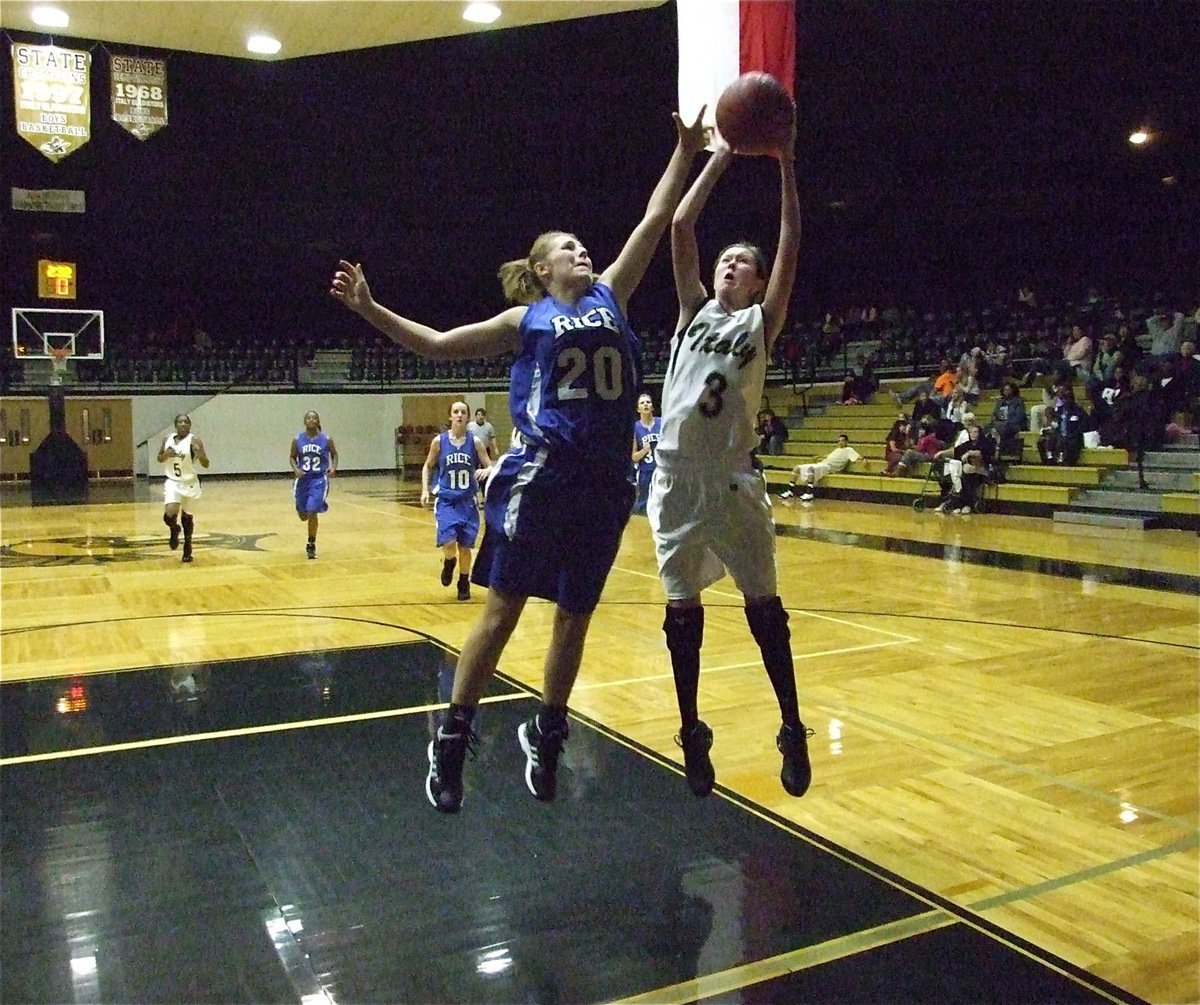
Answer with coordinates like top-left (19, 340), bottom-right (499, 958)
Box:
top-left (663, 605), bottom-right (704, 729)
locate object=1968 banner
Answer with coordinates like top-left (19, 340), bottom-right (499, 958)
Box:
top-left (110, 54), bottom-right (168, 141)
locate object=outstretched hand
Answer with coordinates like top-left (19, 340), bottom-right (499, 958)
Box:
top-left (330, 260), bottom-right (372, 314)
top-left (673, 105), bottom-right (709, 157)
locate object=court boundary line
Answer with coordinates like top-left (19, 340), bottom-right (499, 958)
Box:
top-left (569, 708), bottom-right (1151, 1005)
top-left (611, 911), bottom-right (956, 1005)
top-left (573, 637), bottom-right (917, 692)
top-left (0, 691), bottom-right (529, 766)
top-left (773, 521), bottom-right (1200, 596)
top-left (0, 640), bottom-right (1160, 1005)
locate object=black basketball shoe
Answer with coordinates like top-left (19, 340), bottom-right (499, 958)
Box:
top-left (426, 720), bottom-right (477, 813)
top-left (675, 720), bottom-right (715, 797)
top-left (777, 723), bottom-right (814, 797)
top-left (517, 714), bottom-right (568, 802)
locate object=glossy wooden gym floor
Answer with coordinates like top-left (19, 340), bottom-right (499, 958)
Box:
top-left (1, 475), bottom-right (1196, 1003)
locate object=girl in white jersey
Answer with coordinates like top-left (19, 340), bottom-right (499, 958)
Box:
top-left (648, 122), bottom-right (811, 799)
top-left (158, 414), bottom-right (210, 564)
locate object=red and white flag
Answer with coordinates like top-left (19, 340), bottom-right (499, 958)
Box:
top-left (677, 0), bottom-right (796, 126)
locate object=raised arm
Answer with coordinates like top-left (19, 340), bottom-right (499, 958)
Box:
top-left (331, 261), bottom-right (524, 360)
top-left (762, 124), bottom-right (801, 356)
top-left (600, 109), bottom-right (709, 311)
top-left (671, 139), bottom-right (734, 331)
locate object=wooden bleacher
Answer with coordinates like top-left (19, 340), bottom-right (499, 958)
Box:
top-left (754, 380), bottom-right (1164, 515)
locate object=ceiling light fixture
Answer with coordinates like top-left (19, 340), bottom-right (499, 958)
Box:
top-left (31, 6), bottom-right (70, 28)
top-left (246, 34), bottom-right (282, 55)
top-left (1128, 130), bottom-right (1149, 146)
top-left (463, 3), bottom-right (501, 25)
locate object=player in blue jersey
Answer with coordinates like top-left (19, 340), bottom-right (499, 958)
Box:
top-left (649, 120), bottom-right (812, 800)
top-left (421, 401), bottom-right (491, 601)
top-left (331, 109), bottom-right (708, 813)
top-left (631, 393), bottom-right (662, 515)
top-left (290, 410), bottom-right (338, 559)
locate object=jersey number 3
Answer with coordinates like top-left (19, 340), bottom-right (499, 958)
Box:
top-left (698, 371), bottom-right (727, 417)
top-left (556, 346), bottom-right (624, 402)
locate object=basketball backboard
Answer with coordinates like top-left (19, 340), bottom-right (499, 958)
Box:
top-left (11, 308), bottom-right (105, 360)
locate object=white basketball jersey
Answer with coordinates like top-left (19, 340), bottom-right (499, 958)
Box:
top-left (164, 433), bottom-right (199, 483)
top-left (655, 299), bottom-right (768, 470)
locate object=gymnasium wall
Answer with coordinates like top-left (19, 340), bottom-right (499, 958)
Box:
top-left (134, 390), bottom-right (512, 477)
top-left (0, 390), bottom-right (514, 480)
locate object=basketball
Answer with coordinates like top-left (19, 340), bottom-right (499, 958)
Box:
top-left (715, 71), bottom-right (795, 156)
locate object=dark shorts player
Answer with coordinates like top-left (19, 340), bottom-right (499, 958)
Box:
top-left (331, 109), bottom-right (708, 813)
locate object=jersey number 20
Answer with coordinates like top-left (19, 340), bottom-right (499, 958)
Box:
top-left (556, 346), bottom-right (624, 402)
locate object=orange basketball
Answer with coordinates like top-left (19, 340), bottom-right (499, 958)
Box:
top-left (715, 71), bottom-right (795, 156)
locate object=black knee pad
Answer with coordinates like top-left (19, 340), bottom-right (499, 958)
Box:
top-left (163, 513), bottom-right (177, 527)
top-left (745, 596), bottom-right (790, 650)
top-left (663, 605), bottom-right (704, 656)
top-left (180, 513), bottom-right (194, 531)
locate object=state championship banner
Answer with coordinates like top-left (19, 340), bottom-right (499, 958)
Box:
top-left (11, 43), bottom-right (91, 162)
top-left (110, 54), bottom-right (168, 140)
top-left (677, 0), bottom-right (796, 128)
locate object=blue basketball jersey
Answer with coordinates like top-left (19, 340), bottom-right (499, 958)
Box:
top-left (435, 431), bottom-right (480, 503)
top-left (634, 417), bottom-right (662, 470)
top-left (508, 283), bottom-right (641, 473)
top-left (295, 431), bottom-right (331, 477)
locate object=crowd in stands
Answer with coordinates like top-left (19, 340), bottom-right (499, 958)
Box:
top-left (4, 291), bottom-right (1196, 450)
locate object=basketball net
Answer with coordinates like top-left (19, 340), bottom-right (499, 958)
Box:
top-left (49, 346), bottom-right (72, 385)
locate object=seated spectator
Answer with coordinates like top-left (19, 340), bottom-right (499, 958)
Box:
top-left (1160, 340), bottom-right (1199, 425)
top-left (933, 417), bottom-right (995, 514)
top-left (1114, 322), bottom-right (1144, 374)
top-left (755, 408), bottom-right (789, 456)
top-left (1022, 328), bottom-right (1089, 390)
top-left (892, 367), bottom-right (940, 405)
top-left (892, 417), bottom-right (942, 476)
top-left (841, 352), bottom-right (879, 404)
top-left (958, 355), bottom-right (982, 403)
top-left (1029, 377), bottom-right (1071, 433)
top-left (1036, 387), bottom-right (1087, 465)
top-left (1093, 365), bottom-right (1131, 439)
top-left (780, 434), bottom-right (863, 501)
top-left (1084, 331), bottom-right (1124, 405)
top-left (884, 410), bottom-right (910, 474)
top-left (908, 388), bottom-right (941, 438)
top-left (983, 337), bottom-right (1009, 381)
top-left (1105, 371), bottom-right (1171, 486)
top-left (931, 359), bottom-right (958, 405)
top-left (986, 380), bottom-right (1028, 456)
top-left (1060, 323), bottom-right (1094, 382)
top-left (936, 390), bottom-right (969, 444)
top-left (1140, 305), bottom-right (1184, 363)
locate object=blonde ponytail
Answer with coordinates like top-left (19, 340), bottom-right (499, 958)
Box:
top-left (497, 231), bottom-right (577, 305)
top-left (498, 259), bottom-right (545, 305)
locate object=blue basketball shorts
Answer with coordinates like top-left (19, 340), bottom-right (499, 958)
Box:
top-left (473, 444), bottom-right (634, 613)
top-left (294, 475), bottom-right (329, 516)
top-left (435, 494), bottom-right (480, 548)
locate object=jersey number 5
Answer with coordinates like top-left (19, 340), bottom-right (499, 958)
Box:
top-left (556, 346), bottom-right (624, 402)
